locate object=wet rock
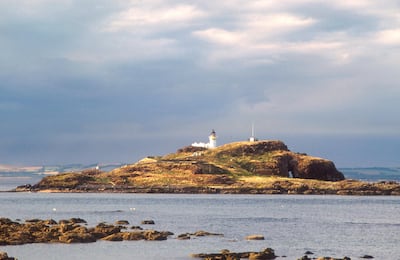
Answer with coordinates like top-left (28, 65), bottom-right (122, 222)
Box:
top-left (178, 231), bottom-right (223, 240)
top-left (44, 219), bottom-right (57, 225)
top-left (316, 257), bottom-right (351, 260)
top-left (130, 225), bottom-right (143, 230)
top-left (246, 234), bottom-right (265, 240)
top-left (360, 255), bottom-right (374, 259)
top-left (249, 248), bottom-right (276, 260)
top-left (0, 218), bottom-right (173, 245)
top-left (101, 233), bottom-right (124, 241)
top-left (304, 251), bottom-right (314, 255)
top-left (193, 230), bottom-right (223, 237)
top-left (58, 232), bottom-right (96, 243)
top-left (69, 218), bottom-right (87, 224)
top-left (92, 223), bottom-right (121, 239)
top-left (25, 218), bottom-right (42, 223)
top-left (115, 220), bottom-right (129, 225)
top-left (192, 248), bottom-right (276, 260)
top-left (122, 232), bottom-right (145, 241)
top-left (141, 220), bottom-right (155, 225)
top-left (177, 233), bottom-right (191, 240)
top-left (143, 230), bottom-right (171, 240)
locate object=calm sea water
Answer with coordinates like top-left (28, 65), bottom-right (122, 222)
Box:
top-left (0, 192), bottom-right (399, 260)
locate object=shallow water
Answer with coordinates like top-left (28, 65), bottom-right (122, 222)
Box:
top-left (1, 192), bottom-right (399, 260)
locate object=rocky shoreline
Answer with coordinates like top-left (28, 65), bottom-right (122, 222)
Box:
top-left (0, 217), bottom-right (375, 260)
top-left (13, 178), bottom-right (400, 195)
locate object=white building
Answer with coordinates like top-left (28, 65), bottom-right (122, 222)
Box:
top-left (249, 123), bottom-right (257, 142)
top-left (192, 129), bottom-right (217, 149)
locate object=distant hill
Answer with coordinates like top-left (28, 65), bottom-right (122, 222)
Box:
top-left (340, 167), bottom-right (400, 182)
top-left (0, 163), bottom-right (124, 176)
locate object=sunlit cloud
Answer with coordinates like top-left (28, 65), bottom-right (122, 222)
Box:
top-left (105, 4), bottom-right (206, 33)
top-left (376, 29), bottom-right (400, 45)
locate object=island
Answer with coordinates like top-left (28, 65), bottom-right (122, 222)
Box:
top-left (14, 140), bottom-right (400, 195)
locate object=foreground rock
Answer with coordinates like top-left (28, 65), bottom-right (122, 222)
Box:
top-left (192, 248), bottom-right (276, 260)
top-left (0, 252), bottom-right (16, 260)
top-left (0, 218), bottom-right (173, 245)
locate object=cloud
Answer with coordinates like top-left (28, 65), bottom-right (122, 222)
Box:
top-left (104, 4), bottom-right (206, 33)
top-left (0, 0), bottom-right (400, 165)
top-left (376, 29), bottom-right (400, 45)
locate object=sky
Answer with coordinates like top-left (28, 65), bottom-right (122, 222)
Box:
top-left (0, 0), bottom-right (399, 167)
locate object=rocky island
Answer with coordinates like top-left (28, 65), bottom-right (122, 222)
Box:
top-left (15, 140), bottom-right (400, 195)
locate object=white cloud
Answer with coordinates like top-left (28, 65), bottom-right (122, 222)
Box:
top-left (244, 13), bottom-right (316, 31)
top-left (105, 4), bottom-right (206, 33)
top-left (193, 28), bottom-right (244, 46)
top-left (376, 29), bottom-right (400, 45)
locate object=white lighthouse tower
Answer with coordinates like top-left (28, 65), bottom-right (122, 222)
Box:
top-left (208, 129), bottom-right (217, 148)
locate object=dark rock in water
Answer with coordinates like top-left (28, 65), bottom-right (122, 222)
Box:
top-left (177, 233), bottom-right (191, 240)
top-left (130, 225), bottom-right (143, 230)
top-left (115, 220), bottom-right (129, 225)
top-left (249, 248), bottom-right (276, 260)
top-left (178, 230), bottom-right (223, 240)
top-left (315, 257), bottom-right (351, 260)
top-left (193, 230), bottom-right (223, 237)
top-left (304, 251), bottom-right (314, 255)
top-left (25, 218), bottom-right (42, 223)
top-left (192, 248), bottom-right (276, 260)
top-left (69, 218), bottom-right (87, 224)
top-left (360, 255), bottom-right (374, 259)
top-left (141, 220), bottom-right (155, 225)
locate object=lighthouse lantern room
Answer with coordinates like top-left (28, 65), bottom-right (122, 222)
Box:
top-left (208, 129), bottom-right (217, 148)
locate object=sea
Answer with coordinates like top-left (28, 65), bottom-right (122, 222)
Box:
top-left (1, 173), bottom-right (400, 260)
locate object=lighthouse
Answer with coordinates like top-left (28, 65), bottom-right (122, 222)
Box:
top-left (191, 129), bottom-right (218, 149)
top-left (208, 129), bottom-right (217, 148)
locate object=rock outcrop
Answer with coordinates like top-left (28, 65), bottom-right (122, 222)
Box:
top-left (0, 218), bottom-right (172, 245)
top-left (192, 248), bottom-right (277, 260)
top-left (210, 141), bottom-right (344, 181)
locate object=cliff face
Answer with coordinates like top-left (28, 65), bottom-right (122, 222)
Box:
top-left (205, 141), bottom-right (344, 181)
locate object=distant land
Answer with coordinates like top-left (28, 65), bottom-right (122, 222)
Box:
top-left (340, 167), bottom-right (400, 182)
top-left (0, 163), bottom-right (124, 176)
